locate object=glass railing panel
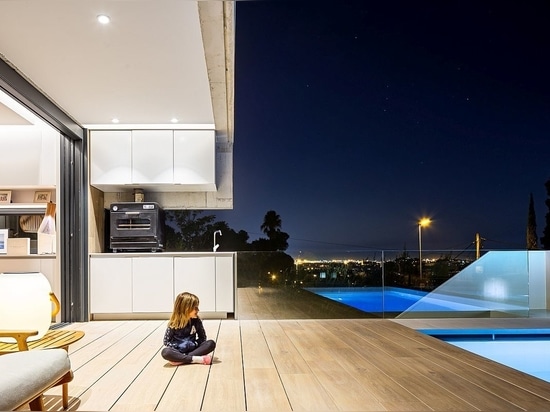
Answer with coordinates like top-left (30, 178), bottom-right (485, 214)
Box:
top-left (397, 251), bottom-right (529, 318)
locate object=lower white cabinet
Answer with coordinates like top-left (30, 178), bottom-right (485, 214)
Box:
top-left (174, 257), bottom-right (216, 312)
top-left (216, 256), bottom-right (234, 312)
top-left (89, 253), bottom-right (235, 317)
top-left (133, 257), bottom-right (174, 312)
top-left (90, 257), bottom-right (133, 313)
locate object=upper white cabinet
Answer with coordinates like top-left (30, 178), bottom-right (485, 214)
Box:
top-left (90, 129), bottom-right (216, 192)
top-left (174, 130), bottom-right (215, 191)
top-left (132, 130), bottom-right (174, 184)
top-left (0, 127), bottom-right (57, 187)
top-left (90, 130), bottom-right (132, 187)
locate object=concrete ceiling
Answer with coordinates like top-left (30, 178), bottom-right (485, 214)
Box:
top-left (0, 0), bottom-right (234, 140)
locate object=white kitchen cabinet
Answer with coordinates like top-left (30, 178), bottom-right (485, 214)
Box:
top-left (215, 256), bottom-right (234, 312)
top-left (89, 253), bottom-right (235, 318)
top-left (89, 129), bottom-right (217, 192)
top-left (173, 130), bottom-right (216, 191)
top-left (132, 256), bottom-right (174, 312)
top-left (174, 256), bottom-right (216, 312)
top-left (132, 130), bottom-right (174, 184)
top-left (90, 130), bottom-right (132, 187)
top-left (90, 256), bottom-right (133, 313)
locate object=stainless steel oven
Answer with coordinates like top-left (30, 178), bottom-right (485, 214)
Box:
top-left (109, 202), bottom-right (165, 252)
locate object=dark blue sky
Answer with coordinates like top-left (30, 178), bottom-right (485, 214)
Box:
top-left (215, 0), bottom-right (550, 259)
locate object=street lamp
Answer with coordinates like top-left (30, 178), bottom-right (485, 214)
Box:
top-left (418, 218), bottom-right (431, 280)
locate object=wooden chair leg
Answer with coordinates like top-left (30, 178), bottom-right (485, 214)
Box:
top-left (62, 382), bottom-right (69, 409)
top-left (29, 394), bottom-right (45, 411)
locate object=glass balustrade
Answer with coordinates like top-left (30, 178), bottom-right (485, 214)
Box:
top-left (236, 249), bottom-right (537, 319)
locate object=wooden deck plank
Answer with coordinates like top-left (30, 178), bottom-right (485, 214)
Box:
top-left (398, 354), bottom-right (522, 411)
top-left (260, 320), bottom-right (314, 375)
top-left (107, 325), bottom-right (177, 411)
top-left (41, 321), bottom-right (158, 400)
top-left (280, 320), bottom-right (385, 411)
top-left (320, 344), bottom-right (430, 410)
top-left (201, 320), bottom-right (246, 411)
top-left (259, 320), bottom-right (339, 411)
top-left (277, 373), bottom-right (339, 411)
top-left (240, 320), bottom-right (276, 369)
top-left (240, 320), bottom-right (292, 411)
top-left (108, 354), bottom-right (174, 411)
top-left (72, 321), bottom-right (165, 411)
top-left (332, 320), bottom-right (481, 410)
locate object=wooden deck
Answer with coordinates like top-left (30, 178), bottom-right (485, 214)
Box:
top-left (15, 287), bottom-right (550, 411)
top-left (22, 316), bottom-right (550, 411)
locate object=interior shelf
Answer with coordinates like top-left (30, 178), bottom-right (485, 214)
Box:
top-left (0, 203), bottom-right (47, 215)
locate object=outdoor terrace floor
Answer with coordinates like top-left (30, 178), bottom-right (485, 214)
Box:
top-left (22, 287), bottom-right (550, 411)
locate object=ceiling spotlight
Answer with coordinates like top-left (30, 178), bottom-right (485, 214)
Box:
top-left (97, 14), bottom-right (111, 25)
top-left (170, 118), bottom-right (179, 123)
top-left (111, 118), bottom-right (119, 124)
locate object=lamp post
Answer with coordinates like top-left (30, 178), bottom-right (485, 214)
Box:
top-left (418, 218), bottom-right (431, 280)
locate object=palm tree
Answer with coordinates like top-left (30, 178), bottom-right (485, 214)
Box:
top-left (261, 210), bottom-right (282, 239)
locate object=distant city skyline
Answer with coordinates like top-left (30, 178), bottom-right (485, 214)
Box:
top-left (215, 1), bottom-right (550, 259)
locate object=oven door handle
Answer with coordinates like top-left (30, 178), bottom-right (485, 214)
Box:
top-left (124, 212), bottom-right (140, 215)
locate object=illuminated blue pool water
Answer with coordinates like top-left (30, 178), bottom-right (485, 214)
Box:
top-left (422, 329), bottom-right (550, 383)
top-left (305, 287), bottom-right (427, 312)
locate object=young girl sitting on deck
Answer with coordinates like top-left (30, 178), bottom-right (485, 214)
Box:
top-left (161, 292), bottom-right (216, 366)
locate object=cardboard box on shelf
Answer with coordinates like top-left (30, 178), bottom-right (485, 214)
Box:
top-left (7, 238), bottom-right (30, 255)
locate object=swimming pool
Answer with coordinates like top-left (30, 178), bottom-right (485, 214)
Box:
top-left (305, 287), bottom-right (427, 313)
top-left (422, 329), bottom-right (550, 383)
top-left (305, 286), bottom-right (525, 317)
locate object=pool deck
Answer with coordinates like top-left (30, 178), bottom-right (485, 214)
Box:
top-left (30, 288), bottom-right (550, 411)
top-left (392, 317), bottom-right (550, 332)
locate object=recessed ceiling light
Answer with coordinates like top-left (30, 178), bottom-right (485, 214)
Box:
top-left (171, 118), bottom-right (179, 123)
top-left (97, 14), bottom-right (111, 25)
top-left (111, 118), bottom-right (119, 124)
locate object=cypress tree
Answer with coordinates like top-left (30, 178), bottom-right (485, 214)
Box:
top-left (527, 193), bottom-right (538, 250)
top-left (540, 180), bottom-right (550, 250)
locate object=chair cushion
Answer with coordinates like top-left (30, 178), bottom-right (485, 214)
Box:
top-left (0, 349), bottom-right (71, 410)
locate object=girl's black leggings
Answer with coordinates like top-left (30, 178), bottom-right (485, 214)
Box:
top-left (161, 339), bottom-right (216, 364)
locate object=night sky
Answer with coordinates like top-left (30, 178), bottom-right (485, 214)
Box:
top-left (214, 0), bottom-right (550, 259)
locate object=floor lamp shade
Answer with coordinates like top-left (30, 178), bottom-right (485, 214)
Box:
top-left (0, 272), bottom-right (53, 343)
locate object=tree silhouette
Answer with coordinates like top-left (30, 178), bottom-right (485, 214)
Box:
top-left (541, 180), bottom-right (550, 250)
top-left (256, 210), bottom-right (289, 251)
top-left (261, 210), bottom-right (282, 238)
top-left (527, 193), bottom-right (538, 250)
top-left (164, 208), bottom-right (289, 254)
top-left (164, 210), bottom-right (216, 251)
top-left (210, 221), bottom-right (250, 251)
